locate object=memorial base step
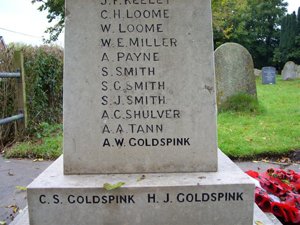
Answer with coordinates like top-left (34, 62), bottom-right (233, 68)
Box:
top-left (27, 150), bottom-right (255, 225)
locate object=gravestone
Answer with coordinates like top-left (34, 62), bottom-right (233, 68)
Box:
top-left (297, 65), bottom-right (300, 78)
top-left (26, 1), bottom-right (255, 224)
top-left (282, 61), bottom-right (300, 80)
top-left (262, 67), bottom-right (276, 84)
top-left (214, 42), bottom-right (257, 108)
top-left (254, 68), bottom-right (262, 77)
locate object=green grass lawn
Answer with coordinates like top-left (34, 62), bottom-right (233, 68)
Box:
top-left (218, 76), bottom-right (300, 159)
top-left (4, 123), bottom-right (62, 160)
top-left (4, 76), bottom-right (300, 160)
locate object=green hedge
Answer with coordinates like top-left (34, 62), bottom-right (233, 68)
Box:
top-left (0, 44), bottom-right (63, 146)
top-left (0, 49), bottom-right (17, 147)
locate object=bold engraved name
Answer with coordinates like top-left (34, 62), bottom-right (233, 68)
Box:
top-left (118, 52), bottom-right (159, 61)
top-left (101, 67), bottom-right (155, 76)
top-left (101, 109), bottom-right (181, 120)
top-left (117, 38), bottom-right (177, 47)
top-left (101, 52), bottom-right (159, 62)
top-left (100, 37), bottom-right (177, 48)
top-left (39, 194), bottom-right (135, 205)
top-left (102, 137), bottom-right (191, 147)
top-left (102, 123), bottom-right (163, 134)
top-left (116, 67), bottom-right (155, 76)
top-left (128, 137), bottom-right (190, 147)
top-left (68, 195), bottom-right (135, 204)
top-left (101, 81), bottom-right (165, 91)
top-left (101, 95), bottom-right (166, 105)
top-left (101, 9), bottom-right (169, 19)
top-left (119, 24), bottom-right (164, 33)
top-left (147, 192), bottom-right (244, 203)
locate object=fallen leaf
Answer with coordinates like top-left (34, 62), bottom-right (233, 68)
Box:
top-left (0, 221), bottom-right (6, 225)
top-left (137, 175), bottom-right (146, 182)
top-left (103, 182), bottom-right (125, 191)
top-left (8, 170), bottom-right (14, 176)
top-left (281, 179), bottom-right (290, 184)
top-left (261, 159), bottom-right (270, 163)
top-left (255, 221), bottom-right (264, 225)
top-left (280, 157), bottom-right (291, 163)
top-left (6, 205), bottom-right (19, 214)
top-left (16, 186), bottom-right (27, 191)
top-left (246, 138), bottom-right (253, 142)
top-left (33, 158), bottom-right (44, 162)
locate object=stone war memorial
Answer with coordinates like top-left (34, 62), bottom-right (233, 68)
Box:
top-left (25, 0), bottom-right (256, 224)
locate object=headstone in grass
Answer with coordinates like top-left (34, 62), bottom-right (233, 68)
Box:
top-left (297, 65), bottom-right (300, 78)
top-left (214, 42), bottom-right (257, 109)
top-left (262, 67), bottom-right (276, 85)
top-left (254, 68), bottom-right (262, 77)
top-left (26, 1), bottom-right (256, 225)
top-left (282, 61), bottom-right (300, 80)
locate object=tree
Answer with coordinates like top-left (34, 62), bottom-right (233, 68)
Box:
top-left (245, 0), bottom-right (287, 68)
top-left (212, 0), bottom-right (287, 68)
top-left (274, 7), bottom-right (300, 67)
top-left (297, 7), bottom-right (300, 33)
top-left (32, 0), bottom-right (65, 43)
top-left (212, 0), bottom-right (249, 48)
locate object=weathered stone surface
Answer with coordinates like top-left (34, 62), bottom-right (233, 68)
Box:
top-left (10, 207), bottom-right (29, 225)
top-left (297, 65), bottom-right (300, 78)
top-left (254, 68), bottom-right (262, 77)
top-left (282, 61), bottom-right (300, 80)
top-left (262, 67), bottom-right (276, 85)
top-left (253, 206), bottom-right (283, 225)
top-left (12, 205), bottom-right (283, 225)
top-left (214, 43), bottom-right (257, 108)
top-left (27, 151), bottom-right (255, 225)
top-left (64, 0), bottom-right (217, 174)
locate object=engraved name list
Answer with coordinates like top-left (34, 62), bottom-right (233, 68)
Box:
top-left (99, 0), bottom-right (190, 149)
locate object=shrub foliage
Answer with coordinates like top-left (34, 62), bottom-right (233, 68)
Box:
top-left (0, 49), bottom-right (17, 148)
top-left (0, 44), bottom-right (63, 148)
